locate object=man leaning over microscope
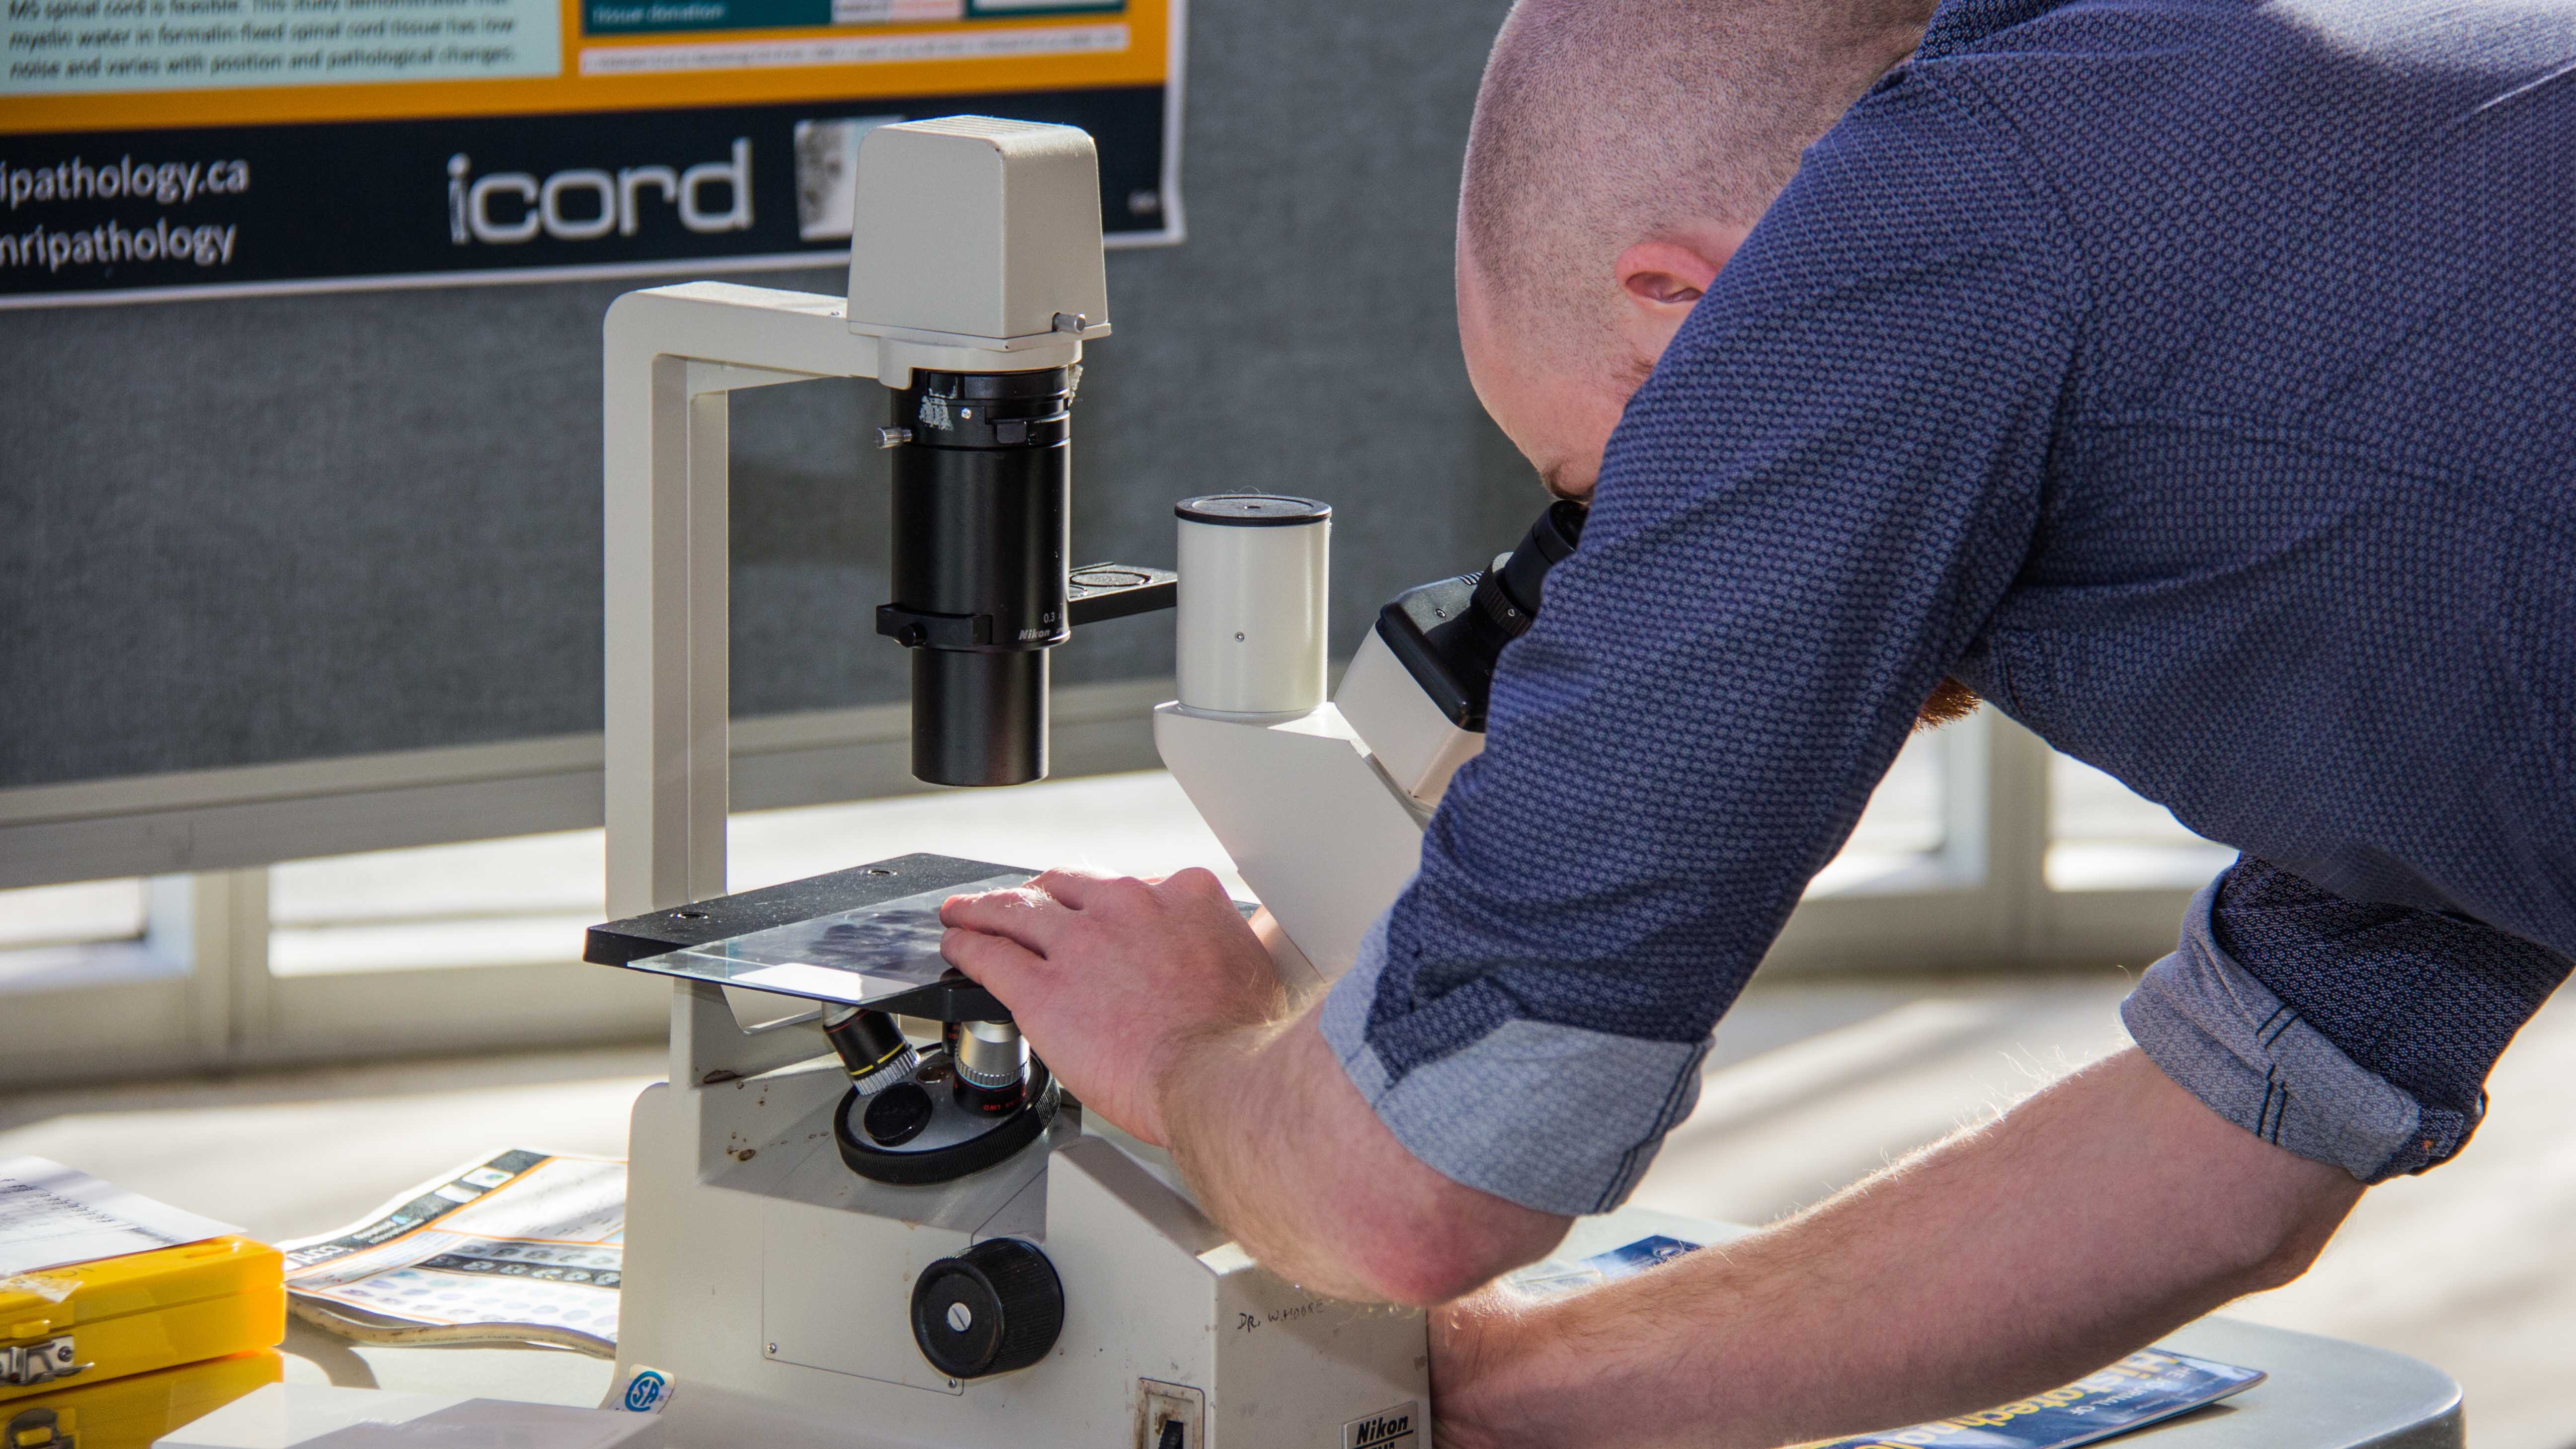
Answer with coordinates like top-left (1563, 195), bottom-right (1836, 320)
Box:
top-left (938, 0), bottom-right (2576, 1443)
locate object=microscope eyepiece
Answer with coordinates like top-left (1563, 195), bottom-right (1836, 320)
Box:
top-left (1368, 499), bottom-right (1588, 732)
top-left (1471, 498), bottom-right (1586, 643)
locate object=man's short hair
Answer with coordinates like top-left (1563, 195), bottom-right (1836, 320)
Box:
top-left (1461, 0), bottom-right (1932, 369)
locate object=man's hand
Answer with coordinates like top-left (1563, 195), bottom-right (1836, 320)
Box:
top-left (938, 868), bottom-right (1283, 1145)
top-left (941, 869), bottom-right (1570, 1303)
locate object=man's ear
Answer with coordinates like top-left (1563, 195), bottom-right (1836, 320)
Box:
top-left (1613, 230), bottom-right (1746, 365)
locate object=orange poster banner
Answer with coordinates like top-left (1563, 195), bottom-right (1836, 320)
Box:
top-left (0, 0), bottom-right (1181, 303)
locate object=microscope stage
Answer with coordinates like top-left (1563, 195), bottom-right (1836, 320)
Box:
top-left (587, 850), bottom-right (1258, 1017)
top-left (585, 853), bottom-right (1037, 1013)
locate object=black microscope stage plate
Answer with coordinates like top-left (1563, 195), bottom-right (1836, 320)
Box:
top-left (584, 852), bottom-right (1036, 1021)
top-left (582, 852), bottom-right (1033, 965)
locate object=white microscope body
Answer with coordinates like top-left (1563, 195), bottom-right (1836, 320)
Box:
top-left (600, 117), bottom-right (1455, 1449)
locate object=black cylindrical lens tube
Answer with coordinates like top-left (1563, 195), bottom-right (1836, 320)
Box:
top-left (883, 368), bottom-right (1073, 787)
top-left (912, 649), bottom-right (1046, 787)
top-left (1495, 499), bottom-right (1587, 622)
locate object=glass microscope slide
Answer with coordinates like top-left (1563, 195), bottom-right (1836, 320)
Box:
top-left (620, 874), bottom-right (1034, 1006)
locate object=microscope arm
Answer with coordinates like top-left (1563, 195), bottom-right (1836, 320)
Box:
top-left (604, 282), bottom-right (1091, 923)
top-left (603, 283), bottom-right (1093, 1095)
top-left (605, 282), bottom-right (907, 928)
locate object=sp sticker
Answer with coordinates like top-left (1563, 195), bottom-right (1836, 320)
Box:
top-left (619, 1367), bottom-right (673, 1413)
top-left (1344, 1402), bottom-right (1420, 1449)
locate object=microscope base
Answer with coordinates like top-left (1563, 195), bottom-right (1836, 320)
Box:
top-left (615, 1064), bottom-right (1429, 1449)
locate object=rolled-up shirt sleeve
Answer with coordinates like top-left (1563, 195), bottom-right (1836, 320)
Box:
top-left (2125, 857), bottom-right (2573, 1183)
top-left (1315, 74), bottom-right (2083, 1215)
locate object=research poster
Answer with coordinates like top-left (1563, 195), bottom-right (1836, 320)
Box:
top-left (0, 0), bottom-right (1182, 305)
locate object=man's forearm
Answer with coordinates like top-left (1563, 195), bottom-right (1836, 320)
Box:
top-left (1163, 1005), bottom-right (1571, 1306)
top-left (1161, 1011), bottom-right (1386, 1302)
top-left (1434, 1048), bottom-right (2362, 1449)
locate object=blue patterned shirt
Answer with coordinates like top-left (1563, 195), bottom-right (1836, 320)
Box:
top-left (1319, 0), bottom-right (2576, 1213)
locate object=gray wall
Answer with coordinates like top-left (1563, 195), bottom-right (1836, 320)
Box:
top-left (0, 0), bottom-right (1535, 795)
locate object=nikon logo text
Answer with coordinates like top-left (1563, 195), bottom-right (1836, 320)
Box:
top-left (1343, 1404), bottom-right (1420, 1449)
top-left (447, 141), bottom-right (752, 245)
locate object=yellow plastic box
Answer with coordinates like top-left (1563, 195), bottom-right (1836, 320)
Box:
top-left (0, 1350), bottom-right (283, 1449)
top-left (1, 1238), bottom-right (284, 1404)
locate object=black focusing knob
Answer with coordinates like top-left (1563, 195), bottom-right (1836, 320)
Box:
top-left (910, 1238), bottom-right (1064, 1379)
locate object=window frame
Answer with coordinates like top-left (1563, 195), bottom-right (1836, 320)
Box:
top-left (0, 696), bottom-right (2205, 1090)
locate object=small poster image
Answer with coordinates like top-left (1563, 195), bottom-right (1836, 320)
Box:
top-left (281, 1149), bottom-right (630, 1354)
top-left (0, 0), bottom-right (1182, 305)
top-left (1502, 1233), bottom-right (1702, 1301)
top-left (1800, 1350), bottom-right (2265, 1449)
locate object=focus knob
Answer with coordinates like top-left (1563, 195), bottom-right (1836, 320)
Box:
top-left (910, 1238), bottom-right (1063, 1379)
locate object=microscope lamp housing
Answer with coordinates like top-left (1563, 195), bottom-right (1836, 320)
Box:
top-left (846, 116), bottom-right (1111, 351)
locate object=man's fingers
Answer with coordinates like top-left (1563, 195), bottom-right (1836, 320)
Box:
top-left (1161, 866), bottom-right (1231, 903)
top-left (940, 886), bottom-right (1067, 954)
top-left (1030, 861), bottom-right (1164, 907)
top-left (1025, 866), bottom-right (1118, 902)
top-left (941, 926), bottom-right (1046, 992)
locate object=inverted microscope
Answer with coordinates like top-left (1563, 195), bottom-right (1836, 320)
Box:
top-left (583, 114), bottom-right (1531, 1449)
top-left (585, 115), bottom-right (2465, 1449)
